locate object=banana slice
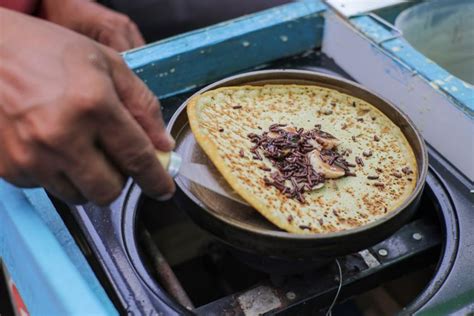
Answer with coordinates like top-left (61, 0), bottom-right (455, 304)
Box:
top-left (314, 133), bottom-right (340, 150)
top-left (308, 150), bottom-right (345, 179)
top-left (267, 126), bottom-right (297, 138)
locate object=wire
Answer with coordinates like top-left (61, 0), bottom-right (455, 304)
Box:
top-left (326, 258), bottom-right (343, 316)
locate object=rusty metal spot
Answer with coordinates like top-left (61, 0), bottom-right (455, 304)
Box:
top-left (237, 286), bottom-right (282, 316)
top-left (358, 249), bottom-right (380, 268)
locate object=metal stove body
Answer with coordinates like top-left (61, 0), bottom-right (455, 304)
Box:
top-left (0, 1), bottom-right (472, 315)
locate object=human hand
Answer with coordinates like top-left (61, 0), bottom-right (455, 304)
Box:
top-left (41, 0), bottom-right (145, 51)
top-left (0, 9), bottom-right (174, 205)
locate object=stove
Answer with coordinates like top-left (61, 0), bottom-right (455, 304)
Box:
top-left (48, 51), bottom-right (473, 315)
top-left (1, 2), bottom-right (472, 315)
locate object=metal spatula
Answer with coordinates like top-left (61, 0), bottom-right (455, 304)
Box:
top-left (156, 151), bottom-right (249, 206)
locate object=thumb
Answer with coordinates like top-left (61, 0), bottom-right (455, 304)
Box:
top-left (103, 47), bottom-right (175, 151)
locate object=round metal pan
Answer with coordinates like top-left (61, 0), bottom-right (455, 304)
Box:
top-left (168, 69), bottom-right (428, 259)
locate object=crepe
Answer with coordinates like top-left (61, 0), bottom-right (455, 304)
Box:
top-left (187, 85), bottom-right (418, 234)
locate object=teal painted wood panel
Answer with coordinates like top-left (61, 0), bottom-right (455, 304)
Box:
top-left (418, 288), bottom-right (474, 316)
top-left (350, 15), bottom-right (474, 117)
top-left (123, 1), bottom-right (326, 98)
top-left (0, 181), bottom-right (117, 316)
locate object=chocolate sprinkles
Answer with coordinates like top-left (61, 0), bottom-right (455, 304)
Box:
top-left (323, 109), bottom-right (333, 115)
top-left (250, 125), bottom-right (354, 203)
top-left (373, 182), bottom-right (385, 188)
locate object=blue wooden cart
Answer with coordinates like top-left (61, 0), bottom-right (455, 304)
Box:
top-left (0, 1), bottom-right (472, 315)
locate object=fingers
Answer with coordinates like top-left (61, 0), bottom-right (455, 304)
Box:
top-left (1, 174), bottom-right (38, 188)
top-left (97, 95), bottom-right (175, 200)
top-left (0, 141), bottom-right (87, 203)
top-left (97, 29), bottom-right (131, 52)
top-left (43, 173), bottom-right (87, 205)
top-left (66, 144), bottom-right (125, 206)
top-left (127, 22), bottom-right (145, 48)
top-left (103, 49), bottom-right (175, 152)
top-left (0, 149), bottom-right (37, 187)
top-left (94, 11), bottom-right (144, 51)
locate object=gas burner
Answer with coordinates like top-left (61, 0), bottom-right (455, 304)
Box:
top-left (53, 52), bottom-right (469, 315)
top-left (126, 169), bottom-right (448, 315)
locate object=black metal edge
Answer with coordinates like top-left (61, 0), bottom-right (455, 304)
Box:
top-left (61, 188), bottom-right (190, 316)
top-left (119, 165), bottom-right (454, 313)
top-left (190, 168), bottom-right (452, 315)
top-left (47, 196), bottom-right (124, 313)
top-left (120, 184), bottom-right (194, 315)
top-left (193, 215), bottom-right (442, 315)
top-left (400, 167), bottom-right (459, 314)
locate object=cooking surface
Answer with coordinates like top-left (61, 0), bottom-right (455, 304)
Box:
top-left (54, 50), bottom-right (472, 315)
top-left (176, 72), bottom-right (422, 235)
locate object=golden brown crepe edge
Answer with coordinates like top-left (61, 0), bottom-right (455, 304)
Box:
top-left (187, 86), bottom-right (304, 233)
top-left (186, 85), bottom-right (418, 234)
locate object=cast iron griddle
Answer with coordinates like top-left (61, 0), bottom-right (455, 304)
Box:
top-left (167, 69), bottom-right (428, 259)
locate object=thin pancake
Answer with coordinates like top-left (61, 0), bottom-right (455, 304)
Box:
top-left (187, 85), bottom-right (418, 234)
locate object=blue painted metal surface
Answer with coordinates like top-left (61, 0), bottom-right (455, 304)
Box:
top-left (123, 0), bottom-right (326, 99)
top-left (350, 15), bottom-right (474, 117)
top-left (0, 181), bottom-right (117, 316)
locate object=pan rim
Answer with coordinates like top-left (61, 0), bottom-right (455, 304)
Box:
top-left (167, 69), bottom-right (429, 241)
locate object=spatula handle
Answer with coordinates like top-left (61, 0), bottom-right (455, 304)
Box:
top-left (155, 150), bottom-right (182, 178)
